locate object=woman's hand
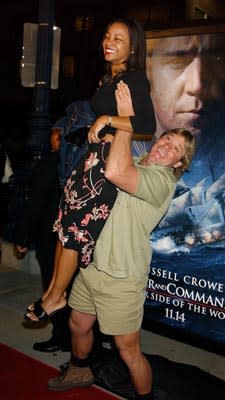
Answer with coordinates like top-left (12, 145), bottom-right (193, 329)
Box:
top-left (88, 81), bottom-right (135, 144)
top-left (88, 115), bottom-right (107, 143)
top-left (116, 81), bottom-right (134, 117)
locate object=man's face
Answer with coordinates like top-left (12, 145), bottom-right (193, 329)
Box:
top-left (147, 33), bottom-right (225, 137)
top-left (147, 133), bottom-right (186, 169)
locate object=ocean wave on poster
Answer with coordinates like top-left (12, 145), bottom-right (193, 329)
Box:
top-left (151, 236), bottom-right (190, 254)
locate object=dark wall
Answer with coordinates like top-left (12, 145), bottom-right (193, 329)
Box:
top-left (1, 0), bottom-right (225, 135)
top-left (0, 0), bottom-right (186, 132)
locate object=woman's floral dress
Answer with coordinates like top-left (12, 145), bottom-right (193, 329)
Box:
top-left (53, 141), bottom-right (118, 267)
top-left (53, 69), bottom-right (155, 267)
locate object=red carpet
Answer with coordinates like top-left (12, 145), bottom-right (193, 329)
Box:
top-left (0, 343), bottom-right (120, 400)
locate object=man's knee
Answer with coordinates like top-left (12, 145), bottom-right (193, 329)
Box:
top-left (69, 309), bottom-right (96, 336)
top-left (69, 310), bottom-right (79, 334)
top-left (114, 331), bottom-right (141, 363)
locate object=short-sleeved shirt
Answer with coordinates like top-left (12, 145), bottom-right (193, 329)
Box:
top-left (91, 159), bottom-right (177, 280)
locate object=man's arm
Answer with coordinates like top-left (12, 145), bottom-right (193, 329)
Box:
top-left (105, 129), bottom-right (139, 194)
top-left (105, 81), bottom-right (139, 194)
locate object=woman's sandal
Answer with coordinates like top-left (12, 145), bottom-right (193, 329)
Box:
top-left (24, 301), bottom-right (67, 322)
top-left (26, 298), bottom-right (43, 312)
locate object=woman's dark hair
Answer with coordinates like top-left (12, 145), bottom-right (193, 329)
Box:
top-left (101, 17), bottom-right (147, 84)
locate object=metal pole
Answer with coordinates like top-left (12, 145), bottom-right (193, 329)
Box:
top-left (27, 0), bottom-right (55, 166)
top-left (3, 0), bottom-right (56, 243)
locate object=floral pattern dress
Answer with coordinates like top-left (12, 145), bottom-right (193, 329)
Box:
top-left (53, 141), bottom-right (118, 267)
top-left (54, 70), bottom-right (155, 267)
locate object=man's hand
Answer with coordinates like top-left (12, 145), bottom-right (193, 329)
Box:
top-left (116, 81), bottom-right (134, 117)
top-left (16, 245), bottom-right (28, 254)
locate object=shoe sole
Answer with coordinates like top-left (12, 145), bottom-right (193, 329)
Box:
top-left (48, 378), bottom-right (95, 391)
top-left (33, 346), bottom-right (70, 353)
top-left (33, 347), bottom-right (61, 353)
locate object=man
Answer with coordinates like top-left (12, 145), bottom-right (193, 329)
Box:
top-left (145, 31), bottom-right (225, 235)
top-left (16, 126), bottom-right (71, 352)
top-left (146, 32), bottom-right (225, 140)
top-left (48, 83), bottom-right (195, 399)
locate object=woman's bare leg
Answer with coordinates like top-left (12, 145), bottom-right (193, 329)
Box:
top-left (27, 240), bottom-right (63, 311)
top-left (46, 246), bottom-right (78, 304)
top-left (27, 247), bottom-right (79, 320)
top-left (42, 239), bottom-right (63, 300)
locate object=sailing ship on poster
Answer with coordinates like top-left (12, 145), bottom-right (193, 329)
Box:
top-left (131, 140), bottom-right (225, 253)
top-left (151, 163), bottom-right (225, 254)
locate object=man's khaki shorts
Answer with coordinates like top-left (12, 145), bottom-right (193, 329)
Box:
top-left (69, 266), bottom-right (148, 335)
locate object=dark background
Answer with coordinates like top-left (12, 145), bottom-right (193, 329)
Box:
top-left (1, 0), bottom-right (225, 356)
top-left (0, 0), bottom-right (225, 234)
top-left (1, 0), bottom-right (225, 132)
top-left (0, 0), bottom-right (184, 127)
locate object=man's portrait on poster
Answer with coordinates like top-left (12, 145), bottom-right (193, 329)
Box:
top-left (135, 25), bottom-right (225, 354)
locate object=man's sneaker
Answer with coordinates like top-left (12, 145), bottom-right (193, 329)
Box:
top-left (48, 363), bottom-right (95, 391)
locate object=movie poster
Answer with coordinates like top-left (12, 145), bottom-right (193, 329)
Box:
top-left (135, 26), bottom-right (225, 355)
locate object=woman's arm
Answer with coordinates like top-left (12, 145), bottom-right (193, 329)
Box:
top-left (88, 70), bottom-right (155, 142)
top-left (124, 70), bottom-right (156, 134)
top-left (88, 80), bottom-right (135, 143)
top-left (88, 87), bottom-right (134, 143)
top-left (88, 114), bottom-right (132, 143)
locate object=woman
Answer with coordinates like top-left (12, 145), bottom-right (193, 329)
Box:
top-left (25, 17), bottom-right (156, 321)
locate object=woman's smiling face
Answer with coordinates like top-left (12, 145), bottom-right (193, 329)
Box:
top-left (102, 22), bottom-right (131, 68)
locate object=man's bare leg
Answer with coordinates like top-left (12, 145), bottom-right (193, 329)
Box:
top-left (114, 331), bottom-right (153, 397)
top-left (70, 310), bottom-right (97, 358)
top-left (48, 310), bottom-right (97, 390)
